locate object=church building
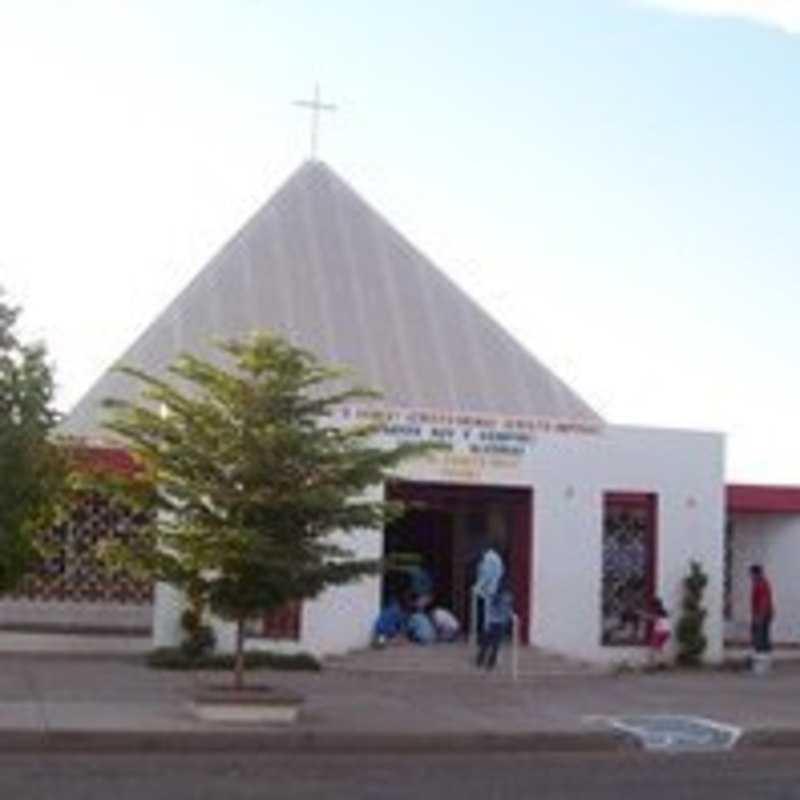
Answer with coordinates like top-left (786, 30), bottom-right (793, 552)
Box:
top-left (45, 159), bottom-right (798, 665)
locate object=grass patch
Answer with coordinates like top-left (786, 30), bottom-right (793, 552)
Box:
top-left (147, 647), bottom-right (322, 672)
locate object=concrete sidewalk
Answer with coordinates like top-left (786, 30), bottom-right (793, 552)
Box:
top-left (0, 632), bottom-right (151, 657)
top-left (3, 641), bottom-right (800, 753)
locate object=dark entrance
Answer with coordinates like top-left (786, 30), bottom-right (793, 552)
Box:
top-left (384, 481), bottom-right (533, 644)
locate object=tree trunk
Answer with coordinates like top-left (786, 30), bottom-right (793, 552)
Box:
top-left (234, 618), bottom-right (245, 691)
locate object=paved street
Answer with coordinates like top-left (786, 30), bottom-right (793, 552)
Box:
top-left (3, 751), bottom-right (800, 799)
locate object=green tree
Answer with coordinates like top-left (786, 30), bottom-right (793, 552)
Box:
top-left (676, 560), bottom-right (709, 666)
top-left (100, 333), bottom-right (429, 689)
top-left (0, 289), bottom-right (67, 593)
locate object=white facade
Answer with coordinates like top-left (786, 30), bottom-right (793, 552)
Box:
top-left (153, 413), bottom-right (726, 666)
top-left (56, 158), bottom-right (728, 667)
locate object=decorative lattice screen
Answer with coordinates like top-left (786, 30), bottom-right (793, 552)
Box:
top-left (601, 494), bottom-right (656, 646)
top-left (11, 495), bottom-right (153, 605)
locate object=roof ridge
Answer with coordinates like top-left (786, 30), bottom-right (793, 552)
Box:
top-left (62, 160), bottom-right (601, 436)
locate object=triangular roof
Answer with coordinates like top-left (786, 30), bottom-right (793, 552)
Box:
top-left (62, 160), bottom-right (601, 437)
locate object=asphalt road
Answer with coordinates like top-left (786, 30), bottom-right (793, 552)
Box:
top-left (3, 751), bottom-right (800, 799)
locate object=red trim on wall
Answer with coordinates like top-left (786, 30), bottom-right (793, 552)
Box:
top-left (509, 497), bottom-right (533, 646)
top-left (68, 446), bottom-right (141, 477)
top-left (261, 601), bottom-right (302, 641)
top-left (727, 484), bottom-right (800, 515)
top-left (387, 481), bottom-right (529, 509)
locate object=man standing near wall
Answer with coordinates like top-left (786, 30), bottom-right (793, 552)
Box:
top-left (749, 564), bottom-right (775, 660)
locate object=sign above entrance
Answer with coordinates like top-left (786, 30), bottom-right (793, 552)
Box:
top-left (330, 404), bottom-right (602, 482)
top-left (338, 405), bottom-right (600, 440)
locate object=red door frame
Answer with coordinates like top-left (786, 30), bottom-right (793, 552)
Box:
top-left (386, 480), bottom-right (534, 644)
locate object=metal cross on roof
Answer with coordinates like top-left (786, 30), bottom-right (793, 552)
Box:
top-left (293, 84), bottom-right (337, 160)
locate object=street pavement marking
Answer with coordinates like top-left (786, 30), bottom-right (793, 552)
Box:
top-left (584, 714), bottom-right (742, 752)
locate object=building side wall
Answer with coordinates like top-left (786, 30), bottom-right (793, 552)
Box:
top-left (150, 422), bottom-right (725, 666)
top-left (155, 486), bottom-right (387, 658)
top-left (529, 425), bottom-right (724, 665)
top-left (730, 514), bottom-right (800, 644)
top-left (300, 483), bottom-right (384, 656)
top-left (299, 424), bottom-right (725, 666)
top-left (0, 599), bottom-right (151, 633)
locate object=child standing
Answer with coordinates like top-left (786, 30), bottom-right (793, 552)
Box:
top-left (646, 597), bottom-right (671, 668)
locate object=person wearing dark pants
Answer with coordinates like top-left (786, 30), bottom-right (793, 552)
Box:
top-left (476, 584), bottom-right (513, 670)
top-left (476, 620), bottom-right (505, 669)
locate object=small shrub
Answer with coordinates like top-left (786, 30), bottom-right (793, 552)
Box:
top-left (147, 647), bottom-right (321, 672)
top-left (676, 560), bottom-right (708, 666)
top-left (179, 606), bottom-right (216, 660)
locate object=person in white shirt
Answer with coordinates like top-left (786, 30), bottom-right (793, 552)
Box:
top-left (430, 607), bottom-right (460, 642)
top-left (474, 543), bottom-right (504, 600)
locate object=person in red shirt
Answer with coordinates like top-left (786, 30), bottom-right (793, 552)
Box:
top-left (750, 564), bottom-right (775, 654)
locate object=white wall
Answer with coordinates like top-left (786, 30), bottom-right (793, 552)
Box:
top-left (152, 582), bottom-right (235, 651)
top-left (152, 583), bottom-right (183, 648)
top-left (0, 599), bottom-right (151, 633)
top-left (152, 486), bottom-right (385, 658)
top-left (150, 420), bottom-right (726, 666)
top-left (300, 485), bottom-right (384, 657)
top-left (526, 424), bottom-right (725, 665)
top-left (730, 513), bottom-right (800, 644)
top-left (296, 421), bottom-right (725, 665)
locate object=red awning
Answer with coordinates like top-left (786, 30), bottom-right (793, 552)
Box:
top-left (727, 484), bottom-right (800, 514)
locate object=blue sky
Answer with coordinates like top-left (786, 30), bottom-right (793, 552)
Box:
top-left (1, 0), bottom-right (799, 482)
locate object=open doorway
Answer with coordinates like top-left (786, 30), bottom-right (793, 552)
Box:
top-left (384, 481), bottom-right (533, 643)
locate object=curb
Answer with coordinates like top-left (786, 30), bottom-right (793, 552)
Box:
top-left (5, 727), bottom-right (800, 754)
top-left (0, 729), bottom-right (636, 755)
top-left (737, 729), bottom-right (800, 750)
